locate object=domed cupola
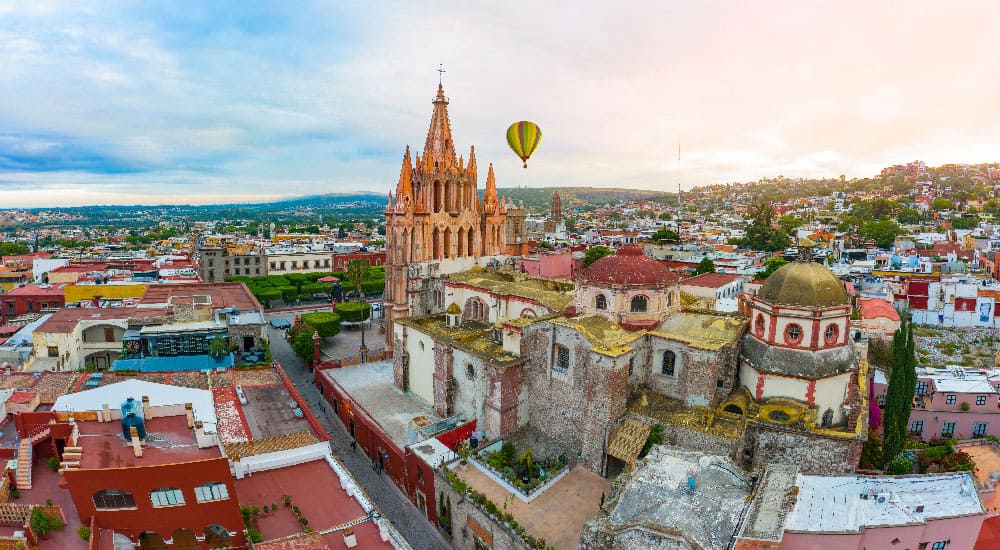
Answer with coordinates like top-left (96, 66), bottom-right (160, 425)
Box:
top-left (574, 245), bottom-right (681, 329)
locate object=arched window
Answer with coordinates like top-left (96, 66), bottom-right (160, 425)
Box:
top-left (520, 308), bottom-right (536, 318)
top-left (662, 350), bottom-right (676, 376)
top-left (755, 314), bottom-right (765, 337)
top-left (150, 487), bottom-right (185, 507)
top-left (595, 294), bottom-right (607, 310)
top-left (464, 297), bottom-right (488, 322)
top-left (667, 291), bottom-right (674, 307)
top-left (194, 482), bottom-right (229, 503)
top-left (93, 489), bottom-right (137, 510)
top-left (630, 295), bottom-right (648, 313)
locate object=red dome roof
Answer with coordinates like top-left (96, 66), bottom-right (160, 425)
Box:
top-left (581, 245), bottom-right (679, 286)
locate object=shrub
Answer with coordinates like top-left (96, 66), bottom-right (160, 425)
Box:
top-left (887, 455), bottom-right (914, 475)
top-left (299, 517), bottom-right (309, 526)
top-left (301, 311), bottom-right (342, 338)
top-left (77, 525), bottom-right (90, 541)
top-left (47, 457), bottom-right (59, 472)
top-left (247, 528), bottom-right (263, 543)
top-left (960, 402), bottom-right (970, 411)
top-left (335, 302), bottom-right (371, 323)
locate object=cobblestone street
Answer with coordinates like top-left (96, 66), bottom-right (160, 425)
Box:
top-left (265, 319), bottom-right (450, 550)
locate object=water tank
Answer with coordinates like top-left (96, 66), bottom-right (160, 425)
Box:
top-left (121, 397), bottom-right (147, 440)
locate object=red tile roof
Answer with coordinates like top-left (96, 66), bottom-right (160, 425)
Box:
top-left (139, 282), bottom-right (262, 311)
top-left (858, 298), bottom-right (900, 321)
top-left (1, 284), bottom-right (65, 297)
top-left (36, 307), bottom-right (137, 334)
top-left (681, 272), bottom-right (741, 289)
top-left (581, 245), bottom-right (679, 286)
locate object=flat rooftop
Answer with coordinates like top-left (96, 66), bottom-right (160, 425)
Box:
top-left (77, 415), bottom-right (221, 469)
top-left (139, 282), bottom-right (262, 311)
top-left (320, 360), bottom-right (440, 449)
top-left (233, 458), bottom-right (392, 549)
top-left (608, 447), bottom-right (748, 550)
top-left (785, 472), bottom-right (984, 533)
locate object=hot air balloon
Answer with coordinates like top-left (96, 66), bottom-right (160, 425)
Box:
top-left (506, 121), bottom-right (542, 168)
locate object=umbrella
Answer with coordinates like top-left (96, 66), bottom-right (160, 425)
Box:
top-left (318, 275), bottom-right (340, 282)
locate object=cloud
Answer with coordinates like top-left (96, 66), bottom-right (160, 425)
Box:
top-left (1, 1), bottom-right (999, 206)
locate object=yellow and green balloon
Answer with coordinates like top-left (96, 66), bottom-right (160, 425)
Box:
top-left (506, 121), bottom-right (542, 168)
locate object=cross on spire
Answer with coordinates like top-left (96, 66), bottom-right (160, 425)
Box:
top-left (437, 63), bottom-right (446, 85)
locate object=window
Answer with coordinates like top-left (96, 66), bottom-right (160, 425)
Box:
top-left (824, 324), bottom-right (838, 344)
top-left (194, 482), bottom-right (230, 502)
top-left (910, 420), bottom-right (924, 434)
top-left (662, 350), bottom-right (676, 377)
top-left (785, 324), bottom-right (802, 344)
top-left (915, 381), bottom-right (928, 396)
top-left (630, 295), bottom-right (647, 313)
top-left (977, 395), bottom-right (987, 406)
top-left (973, 423), bottom-right (988, 438)
top-left (595, 294), bottom-right (607, 310)
top-left (946, 394), bottom-right (957, 405)
top-left (93, 489), bottom-right (137, 510)
top-left (47, 346), bottom-right (58, 358)
top-left (942, 422), bottom-right (956, 438)
top-left (755, 314), bottom-right (765, 337)
top-left (270, 262), bottom-right (276, 270)
top-left (554, 345), bottom-right (569, 373)
top-left (150, 488), bottom-right (185, 507)
top-left (932, 543), bottom-right (946, 550)
top-left (878, 394), bottom-right (886, 407)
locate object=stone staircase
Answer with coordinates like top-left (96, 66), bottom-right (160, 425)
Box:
top-left (15, 439), bottom-right (31, 490)
top-left (14, 425), bottom-right (53, 490)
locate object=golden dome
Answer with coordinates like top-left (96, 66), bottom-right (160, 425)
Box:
top-left (757, 261), bottom-right (847, 307)
top-left (446, 302), bottom-right (462, 314)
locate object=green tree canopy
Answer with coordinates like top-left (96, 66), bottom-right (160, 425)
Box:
top-left (693, 257), bottom-right (716, 275)
top-left (300, 311), bottom-right (341, 338)
top-left (345, 259), bottom-right (371, 301)
top-left (740, 202), bottom-right (791, 252)
top-left (757, 257), bottom-right (788, 280)
top-left (931, 198), bottom-right (953, 211)
top-left (583, 246), bottom-right (613, 267)
top-left (859, 220), bottom-right (902, 248)
top-left (896, 207), bottom-right (923, 225)
top-left (335, 302), bottom-right (371, 323)
top-left (881, 314), bottom-right (916, 469)
top-left (651, 228), bottom-right (680, 243)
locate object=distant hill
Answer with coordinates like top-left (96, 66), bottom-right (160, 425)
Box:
top-left (493, 187), bottom-right (675, 213)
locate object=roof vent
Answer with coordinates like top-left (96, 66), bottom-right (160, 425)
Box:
top-left (876, 492), bottom-right (890, 505)
top-left (915, 505), bottom-right (924, 513)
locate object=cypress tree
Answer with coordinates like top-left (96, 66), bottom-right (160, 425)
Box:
top-left (881, 314), bottom-right (915, 468)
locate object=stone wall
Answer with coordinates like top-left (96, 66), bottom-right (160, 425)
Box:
top-left (227, 323), bottom-right (264, 350)
top-left (433, 342), bottom-right (454, 417)
top-left (746, 425), bottom-right (862, 473)
top-left (434, 471), bottom-right (530, 550)
top-left (520, 322), bottom-right (630, 472)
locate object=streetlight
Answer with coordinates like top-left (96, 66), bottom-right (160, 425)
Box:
top-left (359, 302), bottom-right (368, 363)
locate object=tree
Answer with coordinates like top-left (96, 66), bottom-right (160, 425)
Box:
top-left (651, 228), bottom-right (680, 243)
top-left (896, 207), bottom-right (923, 225)
top-left (931, 198), bottom-right (953, 211)
top-left (208, 337), bottom-right (230, 361)
top-left (757, 257), bottom-right (788, 280)
top-left (741, 201), bottom-right (791, 252)
top-left (881, 314), bottom-right (916, 468)
top-left (693, 257), bottom-right (716, 275)
top-left (778, 214), bottom-right (806, 235)
top-left (300, 312), bottom-right (341, 338)
top-left (859, 220), bottom-right (902, 249)
top-left (0, 242), bottom-right (30, 256)
top-left (345, 259), bottom-right (371, 302)
top-left (583, 246), bottom-right (613, 267)
top-left (335, 302), bottom-right (371, 323)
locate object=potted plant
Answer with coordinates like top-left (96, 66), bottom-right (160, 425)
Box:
top-left (30, 508), bottom-right (52, 539)
top-left (456, 440), bottom-right (472, 471)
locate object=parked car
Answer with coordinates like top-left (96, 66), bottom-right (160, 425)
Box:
top-left (269, 318), bottom-right (292, 329)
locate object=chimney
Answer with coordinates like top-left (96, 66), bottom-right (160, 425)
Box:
top-left (130, 427), bottom-right (143, 458)
top-left (101, 403), bottom-right (110, 423)
top-left (185, 403), bottom-right (194, 428)
top-left (141, 396), bottom-right (153, 420)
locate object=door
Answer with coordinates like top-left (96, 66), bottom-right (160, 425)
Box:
top-left (243, 336), bottom-right (255, 351)
top-left (416, 491), bottom-right (427, 516)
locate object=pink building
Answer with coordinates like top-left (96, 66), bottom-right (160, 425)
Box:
top-left (873, 366), bottom-right (1000, 441)
top-left (516, 249), bottom-right (580, 280)
top-left (781, 473), bottom-right (985, 550)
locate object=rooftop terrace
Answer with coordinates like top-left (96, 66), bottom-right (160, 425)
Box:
top-left (77, 415), bottom-right (220, 469)
top-left (319, 360), bottom-right (442, 448)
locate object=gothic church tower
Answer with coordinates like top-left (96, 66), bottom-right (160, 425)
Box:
top-left (384, 84), bottom-right (510, 351)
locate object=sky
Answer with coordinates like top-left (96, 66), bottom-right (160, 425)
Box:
top-left (1, 1), bottom-right (999, 207)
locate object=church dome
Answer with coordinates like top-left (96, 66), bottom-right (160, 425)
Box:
top-left (757, 261), bottom-right (848, 307)
top-left (581, 245), bottom-right (679, 286)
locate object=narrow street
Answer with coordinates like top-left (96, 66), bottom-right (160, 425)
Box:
top-left (265, 321), bottom-right (450, 550)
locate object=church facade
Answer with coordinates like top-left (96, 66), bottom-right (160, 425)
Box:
top-left (384, 84), bottom-right (524, 352)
